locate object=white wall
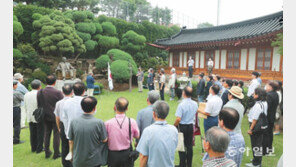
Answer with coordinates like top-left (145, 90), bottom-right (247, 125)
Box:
top-left (248, 48), bottom-right (256, 70)
top-left (272, 47), bottom-right (281, 71)
top-left (195, 51), bottom-right (199, 68)
top-left (215, 50), bottom-right (220, 69)
top-left (220, 50), bottom-right (227, 69)
top-left (179, 52), bottom-right (183, 67)
top-left (240, 49), bottom-right (247, 70)
top-left (169, 52), bottom-right (173, 67)
top-left (183, 52), bottom-right (187, 67)
top-left (200, 51), bottom-right (205, 68)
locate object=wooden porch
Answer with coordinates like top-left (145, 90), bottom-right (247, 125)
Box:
top-left (163, 67), bottom-right (283, 82)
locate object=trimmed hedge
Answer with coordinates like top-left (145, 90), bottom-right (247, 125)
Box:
top-left (110, 60), bottom-right (131, 83)
top-left (95, 54), bottom-right (111, 71)
top-left (107, 49), bottom-right (137, 74)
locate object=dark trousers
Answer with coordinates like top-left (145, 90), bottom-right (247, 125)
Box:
top-left (263, 122), bottom-right (274, 155)
top-left (13, 107), bottom-right (21, 143)
top-left (148, 84), bottom-right (154, 91)
top-left (178, 124), bottom-right (194, 167)
top-left (108, 149), bottom-right (132, 167)
top-left (44, 120), bottom-right (60, 156)
top-left (250, 124), bottom-right (263, 166)
top-left (204, 116), bottom-right (218, 133)
top-left (29, 122), bottom-right (44, 152)
top-left (189, 66), bottom-right (193, 78)
top-left (60, 122), bottom-right (72, 167)
top-left (159, 83), bottom-right (165, 100)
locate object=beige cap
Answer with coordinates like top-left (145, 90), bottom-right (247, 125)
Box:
top-left (13, 73), bottom-right (23, 80)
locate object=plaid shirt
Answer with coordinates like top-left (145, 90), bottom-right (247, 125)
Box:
top-left (203, 156), bottom-right (237, 167)
top-left (202, 131), bottom-right (244, 167)
top-left (225, 131), bottom-right (245, 167)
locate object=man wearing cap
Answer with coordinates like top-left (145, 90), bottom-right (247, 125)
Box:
top-left (14, 73), bottom-right (29, 129)
top-left (223, 86), bottom-right (245, 134)
top-left (13, 80), bottom-right (24, 144)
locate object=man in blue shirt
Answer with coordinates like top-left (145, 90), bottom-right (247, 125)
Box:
top-left (174, 86), bottom-right (198, 167)
top-left (136, 90), bottom-right (160, 143)
top-left (14, 73), bottom-right (29, 129)
top-left (86, 72), bottom-right (95, 96)
top-left (136, 101), bottom-right (178, 167)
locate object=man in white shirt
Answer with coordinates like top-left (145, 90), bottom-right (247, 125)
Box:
top-left (187, 56), bottom-right (194, 78)
top-left (159, 68), bottom-right (166, 100)
top-left (54, 84), bottom-right (73, 167)
top-left (207, 58), bottom-right (214, 75)
top-left (24, 79), bottom-right (43, 153)
top-left (63, 82), bottom-right (86, 139)
top-left (168, 68), bottom-right (176, 101)
top-left (198, 84), bottom-right (223, 133)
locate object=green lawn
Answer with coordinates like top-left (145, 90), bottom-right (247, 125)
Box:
top-left (13, 88), bottom-right (283, 167)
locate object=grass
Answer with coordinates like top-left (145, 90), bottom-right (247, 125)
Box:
top-left (13, 88), bottom-right (283, 167)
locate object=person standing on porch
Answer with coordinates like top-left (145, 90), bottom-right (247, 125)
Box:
top-left (207, 58), bottom-right (214, 75)
top-left (136, 67), bottom-right (144, 93)
top-left (187, 56), bottom-right (194, 78)
top-left (168, 68), bottom-right (176, 101)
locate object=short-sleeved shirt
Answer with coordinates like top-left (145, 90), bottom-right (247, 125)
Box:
top-left (248, 101), bottom-right (268, 122)
top-left (224, 99), bottom-right (245, 133)
top-left (205, 95), bottom-right (223, 117)
top-left (137, 71), bottom-right (144, 82)
top-left (188, 59), bottom-right (194, 67)
top-left (105, 114), bottom-right (139, 151)
top-left (54, 96), bottom-right (71, 123)
top-left (68, 114), bottom-right (107, 167)
top-left (160, 74), bottom-right (166, 83)
top-left (147, 73), bottom-right (153, 84)
top-left (16, 82), bottom-right (28, 106)
top-left (175, 98), bottom-right (198, 124)
top-left (63, 96), bottom-right (84, 139)
top-left (136, 105), bottom-right (154, 138)
top-left (136, 121), bottom-right (178, 167)
top-left (247, 79), bottom-right (260, 97)
top-left (13, 89), bottom-right (24, 107)
top-left (214, 81), bottom-right (223, 96)
top-left (202, 155), bottom-right (237, 167)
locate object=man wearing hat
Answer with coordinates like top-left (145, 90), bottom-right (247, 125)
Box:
top-left (14, 73), bottom-right (29, 129)
top-left (223, 86), bottom-right (245, 134)
top-left (13, 80), bottom-right (24, 144)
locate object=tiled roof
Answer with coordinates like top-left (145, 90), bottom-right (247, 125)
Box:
top-left (155, 11), bottom-right (283, 46)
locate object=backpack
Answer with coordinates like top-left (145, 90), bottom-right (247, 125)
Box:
top-left (33, 89), bottom-right (45, 123)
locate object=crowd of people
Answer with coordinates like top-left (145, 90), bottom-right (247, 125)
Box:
top-left (13, 69), bottom-right (283, 167)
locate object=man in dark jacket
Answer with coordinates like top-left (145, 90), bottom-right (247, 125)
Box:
top-left (197, 73), bottom-right (205, 102)
top-left (263, 81), bottom-right (279, 155)
top-left (37, 75), bottom-right (64, 159)
top-left (221, 79), bottom-right (233, 106)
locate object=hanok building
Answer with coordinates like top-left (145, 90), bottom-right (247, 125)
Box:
top-left (151, 11), bottom-right (283, 81)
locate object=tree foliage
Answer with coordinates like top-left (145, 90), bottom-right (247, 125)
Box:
top-left (95, 54), bottom-right (111, 71)
top-left (197, 22), bottom-right (214, 28)
top-left (121, 30), bottom-right (146, 55)
top-left (272, 33), bottom-right (283, 55)
top-left (101, 22), bottom-right (117, 36)
top-left (84, 39), bottom-right (98, 51)
top-left (98, 36), bottom-right (120, 51)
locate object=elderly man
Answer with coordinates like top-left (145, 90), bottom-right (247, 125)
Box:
top-left (56, 57), bottom-right (76, 80)
top-left (168, 68), bottom-right (176, 101)
top-left (13, 80), bottom-right (24, 144)
top-left (224, 86), bottom-right (245, 134)
top-left (187, 56), bottom-right (194, 78)
top-left (202, 127), bottom-right (237, 167)
top-left (24, 79), bottom-right (43, 152)
top-left (147, 68), bottom-right (154, 91)
top-left (54, 84), bottom-right (73, 167)
top-left (159, 68), bottom-right (166, 100)
top-left (86, 72), bottom-right (95, 96)
top-left (174, 86), bottom-right (198, 167)
top-left (37, 75), bottom-right (64, 158)
top-left (221, 79), bottom-right (234, 106)
top-left (137, 101), bottom-right (178, 167)
top-left (69, 97), bottom-right (108, 167)
top-left (14, 73), bottom-right (29, 129)
top-left (105, 97), bottom-right (140, 167)
top-left (198, 84), bottom-right (223, 133)
top-left (197, 73), bottom-right (206, 102)
top-left (136, 90), bottom-right (160, 142)
top-left (137, 67), bottom-right (144, 92)
top-left (213, 75), bottom-right (223, 96)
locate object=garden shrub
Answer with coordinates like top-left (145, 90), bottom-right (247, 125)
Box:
top-left (95, 54), bottom-right (111, 71)
top-left (110, 60), bottom-right (132, 83)
top-left (13, 49), bottom-right (23, 59)
top-left (75, 22), bottom-right (96, 34)
top-left (76, 31), bottom-right (91, 42)
top-left (101, 22), bottom-right (117, 36)
top-left (32, 69), bottom-right (47, 82)
top-left (97, 36), bottom-right (119, 50)
top-left (107, 49), bottom-right (137, 74)
top-left (84, 40), bottom-right (97, 51)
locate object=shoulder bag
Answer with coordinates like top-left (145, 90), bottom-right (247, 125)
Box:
top-left (33, 89), bottom-right (45, 123)
top-left (128, 118), bottom-right (139, 166)
top-left (252, 102), bottom-right (268, 134)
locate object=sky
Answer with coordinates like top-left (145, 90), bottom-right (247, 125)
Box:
top-left (148, 0), bottom-right (283, 28)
